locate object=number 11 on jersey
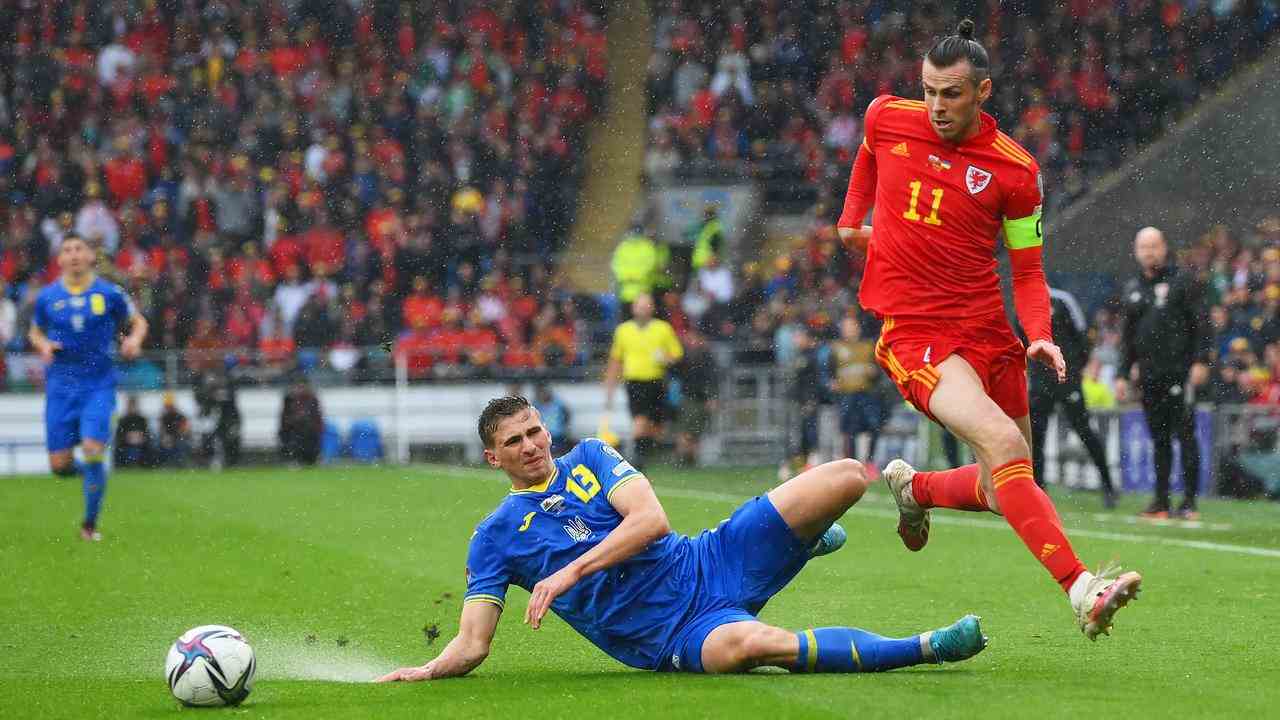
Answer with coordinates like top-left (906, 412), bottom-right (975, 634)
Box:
top-left (903, 180), bottom-right (943, 226)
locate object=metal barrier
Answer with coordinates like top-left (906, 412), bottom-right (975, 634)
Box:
top-left (5, 338), bottom-right (1278, 486)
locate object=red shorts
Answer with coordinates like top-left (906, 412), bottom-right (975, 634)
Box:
top-left (873, 313), bottom-right (1029, 423)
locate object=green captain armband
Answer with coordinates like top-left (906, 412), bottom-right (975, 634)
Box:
top-left (1003, 212), bottom-right (1043, 250)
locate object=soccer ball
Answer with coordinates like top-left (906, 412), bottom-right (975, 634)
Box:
top-left (164, 625), bottom-right (256, 707)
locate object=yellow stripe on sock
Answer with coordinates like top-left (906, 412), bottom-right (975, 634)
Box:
top-left (83, 454), bottom-right (105, 463)
top-left (804, 629), bottom-right (818, 673)
top-left (850, 639), bottom-right (863, 671)
top-left (994, 472), bottom-right (1035, 489)
top-left (991, 463), bottom-right (1032, 483)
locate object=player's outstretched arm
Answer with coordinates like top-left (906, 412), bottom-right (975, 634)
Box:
top-left (602, 356), bottom-right (622, 411)
top-left (837, 142), bottom-right (878, 251)
top-left (525, 477), bottom-right (670, 629)
top-left (376, 601), bottom-right (501, 682)
top-left (120, 313), bottom-right (149, 359)
top-left (28, 324), bottom-right (60, 364)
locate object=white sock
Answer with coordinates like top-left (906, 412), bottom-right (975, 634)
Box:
top-left (919, 632), bottom-right (936, 663)
top-left (1068, 571), bottom-right (1096, 608)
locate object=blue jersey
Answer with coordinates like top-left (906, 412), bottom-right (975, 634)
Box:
top-left (33, 277), bottom-right (135, 390)
top-left (465, 439), bottom-right (698, 670)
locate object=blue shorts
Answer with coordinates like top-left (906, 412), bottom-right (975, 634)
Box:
top-left (45, 384), bottom-right (116, 452)
top-left (660, 495), bottom-right (811, 673)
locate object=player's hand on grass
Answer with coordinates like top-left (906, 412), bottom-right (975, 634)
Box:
top-left (525, 565), bottom-right (581, 629)
top-left (36, 340), bottom-right (61, 364)
top-left (1026, 340), bottom-right (1066, 383)
top-left (376, 663), bottom-right (433, 682)
top-left (120, 336), bottom-right (143, 359)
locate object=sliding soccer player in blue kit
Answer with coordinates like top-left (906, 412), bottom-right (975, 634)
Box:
top-left (379, 396), bottom-right (986, 680)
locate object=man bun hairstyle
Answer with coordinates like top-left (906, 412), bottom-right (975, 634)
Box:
top-left (479, 395), bottom-right (533, 448)
top-left (925, 19), bottom-right (990, 85)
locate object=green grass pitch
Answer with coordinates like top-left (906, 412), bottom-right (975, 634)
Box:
top-left (2, 463), bottom-right (1279, 719)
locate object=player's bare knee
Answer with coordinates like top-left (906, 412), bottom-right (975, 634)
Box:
top-left (737, 625), bottom-right (792, 667)
top-left (981, 421), bottom-right (1029, 464)
top-left (51, 460), bottom-right (77, 477)
top-left (834, 458), bottom-right (869, 505)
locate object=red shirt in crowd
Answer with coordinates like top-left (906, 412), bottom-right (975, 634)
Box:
top-left (104, 155), bottom-right (147, 205)
top-left (304, 225), bottom-right (346, 270)
top-left (402, 293), bottom-right (444, 330)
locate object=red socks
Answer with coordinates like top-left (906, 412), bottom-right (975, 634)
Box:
top-left (990, 459), bottom-right (1087, 592)
top-left (912, 459), bottom-right (1087, 593)
top-left (911, 464), bottom-right (989, 511)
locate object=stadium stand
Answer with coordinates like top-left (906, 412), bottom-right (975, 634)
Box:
top-left (0, 0), bottom-right (609, 386)
top-left (643, 0), bottom-right (1280, 214)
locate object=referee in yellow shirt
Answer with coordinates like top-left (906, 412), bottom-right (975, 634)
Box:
top-left (604, 294), bottom-right (683, 467)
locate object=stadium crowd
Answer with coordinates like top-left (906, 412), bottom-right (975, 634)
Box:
top-left (643, 0), bottom-right (1280, 213)
top-left (0, 0), bottom-right (608, 387)
top-left (1, 0), bottom-right (1279, 418)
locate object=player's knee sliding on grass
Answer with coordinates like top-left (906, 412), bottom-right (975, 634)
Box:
top-left (378, 397), bottom-right (989, 683)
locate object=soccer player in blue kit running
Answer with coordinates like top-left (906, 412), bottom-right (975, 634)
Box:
top-left (378, 396), bottom-right (985, 679)
top-left (28, 234), bottom-right (148, 541)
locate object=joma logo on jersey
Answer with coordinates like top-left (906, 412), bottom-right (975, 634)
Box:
top-left (562, 516), bottom-right (592, 543)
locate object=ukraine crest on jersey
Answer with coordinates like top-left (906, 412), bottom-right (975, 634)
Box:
top-left (464, 438), bottom-right (694, 670)
top-left (33, 276), bottom-right (135, 389)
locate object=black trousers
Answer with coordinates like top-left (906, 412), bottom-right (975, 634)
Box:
top-left (1029, 375), bottom-right (1114, 491)
top-left (1140, 377), bottom-right (1200, 507)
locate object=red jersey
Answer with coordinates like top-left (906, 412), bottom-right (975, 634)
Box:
top-left (840, 96), bottom-right (1046, 330)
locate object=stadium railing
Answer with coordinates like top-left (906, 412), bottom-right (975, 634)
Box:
top-left (2, 342), bottom-right (1277, 495)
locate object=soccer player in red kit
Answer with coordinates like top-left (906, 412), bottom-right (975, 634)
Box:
top-left (837, 20), bottom-right (1141, 640)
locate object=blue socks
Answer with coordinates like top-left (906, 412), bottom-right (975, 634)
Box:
top-left (82, 454), bottom-right (107, 528)
top-left (792, 627), bottom-right (925, 673)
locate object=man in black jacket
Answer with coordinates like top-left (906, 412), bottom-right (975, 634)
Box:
top-left (1117, 227), bottom-right (1210, 519)
top-left (1029, 288), bottom-right (1117, 508)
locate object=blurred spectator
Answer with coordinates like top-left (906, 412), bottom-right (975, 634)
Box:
top-left (195, 370), bottom-right (241, 468)
top-left (114, 395), bottom-right (152, 468)
top-left (827, 315), bottom-right (884, 461)
top-left (156, 392), bottom-right (193, 467)
top-left (0, 280), bottom-right (15, 384)
top-left (279, 374), bottom-right (323, 466)
top-left (674, 330), bottom-right (717, 466)
top-left (184, 317), bottom-right (226, 375)
top-left (1081, 358), bottom-right (1117, 410)
top-left (533, 383), bottom-right (574, 456)
top-left (784, 325), bottom-right (825, 474)
top-left (612, 226), bottom-right (660, 312)
top-left (690, 205), bottom-right (724, 273)
top-left (696, 254), bottom-right (734, 305)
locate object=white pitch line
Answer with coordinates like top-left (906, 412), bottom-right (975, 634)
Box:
top-left (657, 487), bottom-right (1280, 560)
top-left (449, 466), bottom-right (1280, 560)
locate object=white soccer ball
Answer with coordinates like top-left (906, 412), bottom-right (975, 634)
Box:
top-left (164, 625), bottom-right (256, 707)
